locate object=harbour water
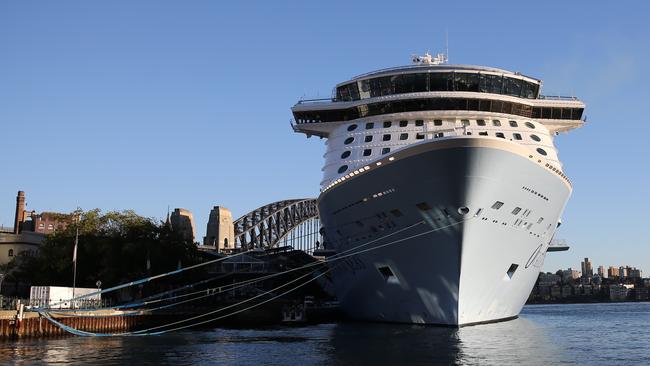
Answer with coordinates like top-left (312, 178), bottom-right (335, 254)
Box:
top-left (1, 302), bottom-right (649, 365)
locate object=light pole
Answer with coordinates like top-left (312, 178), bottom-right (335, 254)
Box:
top-left (72, 211), bottom-right (80, 309)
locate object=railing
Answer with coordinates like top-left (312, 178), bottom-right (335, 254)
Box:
top-left (297, 97), bottom-right (336, 104)
top-left (0, 296), bottom-right (28, 310)
top-left (538, 95), bottom-right (580, 101)
top-left (27, 298), bottom-right (112, 309)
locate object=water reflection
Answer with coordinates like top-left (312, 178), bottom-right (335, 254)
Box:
top-left (325, 317), bottom-right (564, 365)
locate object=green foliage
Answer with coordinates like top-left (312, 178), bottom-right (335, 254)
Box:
top-left (14, 209), bottom-right (202, 292)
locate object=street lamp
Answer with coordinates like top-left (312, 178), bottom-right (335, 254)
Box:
top-left (72, 211), bottom-right (81, 309)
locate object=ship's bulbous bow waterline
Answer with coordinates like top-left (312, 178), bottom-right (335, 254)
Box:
top-left (318, 138), bottom-right (571, 326)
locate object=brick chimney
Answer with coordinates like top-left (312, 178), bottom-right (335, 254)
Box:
top-left (14, 191), bottom-right (25, 234)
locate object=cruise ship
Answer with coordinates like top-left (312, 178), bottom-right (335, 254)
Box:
top-left (291, 53), bottom-right (584, 326)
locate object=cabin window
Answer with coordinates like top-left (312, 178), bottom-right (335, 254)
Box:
top-left (536, 148), bottom-right (548, 156)
top-left (512, 207), bottom-right (522, 215)
top-left (365, 135), bottom-right (373, 142)
top-left (492, 120), bottom-right (501, 126)
top-left (344, 137), bottom-right (354, 145)
top-left (434, 132), bottom-right (444, 138)
top-left (8, 249), bottom-right (13, 257)
top-left (461, 119), bottom-right (470, 126)
top-left (479, 131), bottom-right (488, 136)
top-left (415, 120), bottom-right (424, 126)
top-left (525, 122), bottom-right (535, 129)
top-left (477, 119), bottom-right (486, 126)
top-left (382, 134), bottom-right (391, 141)
top-left (363, 149), bottom-right (372, 156)
top-left (340, 151), bottom-right (351, 159)
top-left (347, 124), bottom-right (358, 131)
top-left (496, 132), bottom-right (505, 138)
top-left (530, 134), bottom-right (541, 142)
top-left (399, 133), bottom-right (408, 140)
top-left (416, 133), bottom-right (425, 140)
top-left (366, 122), bottom-right (374, 129)
top-left (399, 120), bottom-right (408, 127)
top-left (338, 165), bottom-right (348, 174)
top-left (383, 121), bottom-right (392, 128)
top-left (513, 133), bottom-right (522, 140)
top-left (434, 119), bottom-right (443, 126)
top-left (491, 201), bottom-right (504, 210)
top-left (509, 121), bottom-right (518, 127)
top-left (381, 147), bottom-right (391, 155)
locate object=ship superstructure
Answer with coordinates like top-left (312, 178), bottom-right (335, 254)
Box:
top-left (292, 54), bottom-right (584, 325)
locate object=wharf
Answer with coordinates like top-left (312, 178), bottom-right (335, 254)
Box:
top-left (0, 309), bottom-right (148, 339)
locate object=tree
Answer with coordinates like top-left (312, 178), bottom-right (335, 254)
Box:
top-left (13, 209), bottom-right (204, 300)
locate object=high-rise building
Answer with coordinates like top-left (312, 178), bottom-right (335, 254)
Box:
top-left (581, 258), bottom-right (593, 278)
top-left (608, 266), bottom-right (619, 278)
top-left (619, 266), bottom-right (628, 278)
top-left (598, 265), bottom-right (606, 278)
top-left (169, 208), bottom-right (195, 243)
top-left (203, 206), bottom-right (235, 251)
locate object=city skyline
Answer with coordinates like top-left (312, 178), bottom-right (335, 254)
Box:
top-left (1, 1), bottom-right (649, 273)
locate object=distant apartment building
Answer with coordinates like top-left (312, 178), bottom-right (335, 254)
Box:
top-left (538, 272), bottom-right (561, 287)
top-left (619, 266), bottom-right (628, 278)
top-left (610, 284), bottom-right (630, 301)
top-left (581, 257), bottom-right (593, 278)
top-left (628, 267), bottom-right (642, 279)
top-left (598, 265), bottom-right (606, 278)
top-left (561, 268), bottom-right (581, 282)
top-left (608, 266), bottom-right (619, 278)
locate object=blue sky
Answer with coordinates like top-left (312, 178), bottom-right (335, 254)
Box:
top-left (1, 1), bottom-right (649, 273)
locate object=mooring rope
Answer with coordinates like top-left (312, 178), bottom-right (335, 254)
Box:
top-left (43, 221), bottom-right (428, 316)
top-left (36, 249), bottom-right (256, 310)
top-left (39, 215), bottom-right (475, 336)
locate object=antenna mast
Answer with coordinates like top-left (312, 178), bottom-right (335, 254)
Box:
top-left (445, 29), bottom-right (449, 63)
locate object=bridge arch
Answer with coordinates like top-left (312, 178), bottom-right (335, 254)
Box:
top-left (233, 199), bottom-right (321, 252)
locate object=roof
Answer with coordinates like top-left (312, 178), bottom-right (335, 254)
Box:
top-left (338, 64), bottom-right (541, 88)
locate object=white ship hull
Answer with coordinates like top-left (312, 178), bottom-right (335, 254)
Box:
top-left (318, 137), bottom-right (571, 326)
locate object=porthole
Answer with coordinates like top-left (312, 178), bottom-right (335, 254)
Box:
top-left (493, 120), bottom-right (501, 126)
top-left (525, 122), bottom-right (535, 129)
top-left (363, 149), bottom-right (372, 156)
top-left (383, 121), bottom-right (392, 128)
top-left (365, 135), bottom-right (373, 142)
top-left (513, 133), bottom-right (522, 140)
top-left (338, 165), bottom-right (348, 174)
top-left (366, 122), bottom-right (374, 129)
top-left (382, 147), bottom-right (391, 155)
top-left (536, 148), bottom-right (547, 156)
top-left (399, 120), bottom-right (408, 127)
top-left (434, 120), bottom-right (443, 126)
top-left (399, 133), bottom-right (408, 140)
top-left (347, 124), bottom-right (358, 131)
top-left (530, 134), bottom-right (541, 142)
top-left (340, 151), bottom-right (351, 159)
top-left (416, 133), bottom-right (424, 140)
top-left (458, 206), bottom-right (470, 215)
top-left (509, 121), bottom-right (518, 127)
top-left (415, 120), bottom-right (424, 126)
top-left (382, 134), bottom-right (391, 141)
top-left (477, 119), bottom-right (486, 126)
top-left (344, 137), bottom-right (354, 145)
top-left (461, 119), bottom-right (470, 126)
